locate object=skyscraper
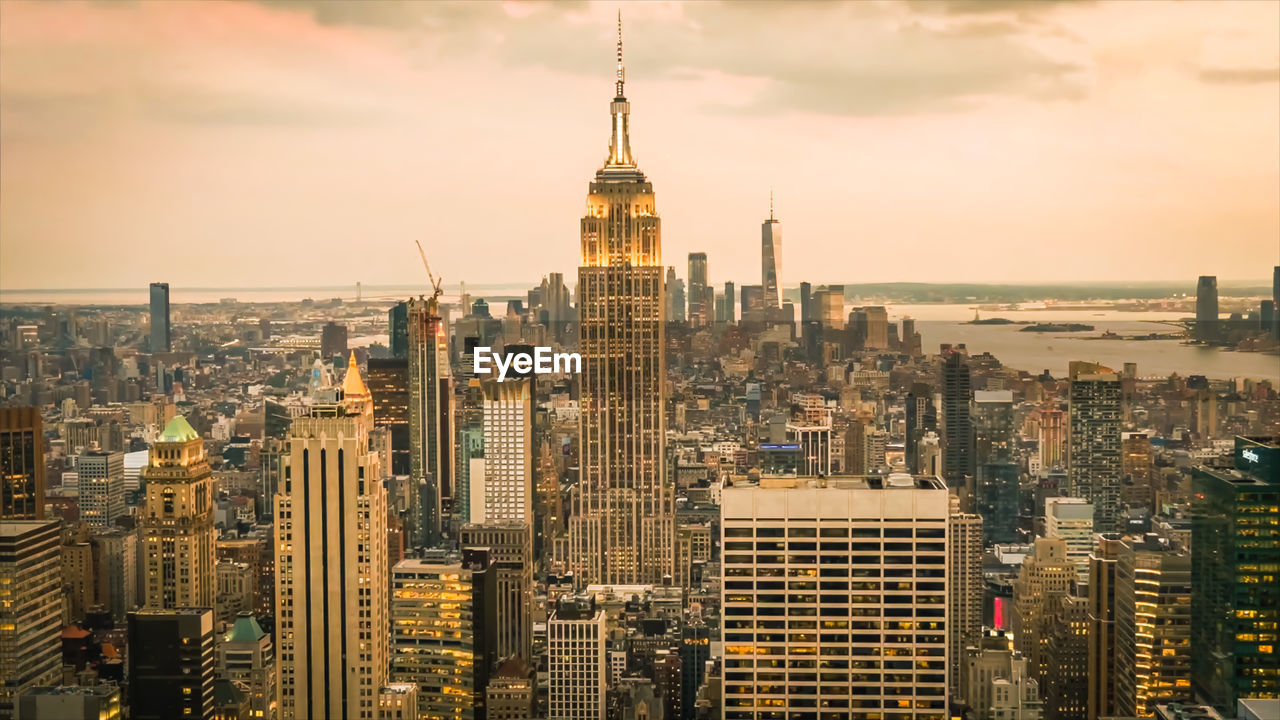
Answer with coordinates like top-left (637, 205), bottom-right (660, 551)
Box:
top-left (1011, 537), bottom-right (1077, 683)
top-left (724, 280), bottom-right (736, 324)
top-left (1113, 535), bottom-right (1192, 716)
top-left (1195, 275), bottom-right (1219, 342)
top-left (128, 609), bottom-right (215, 720)
top-left (390, 554), bottom-right (495, 720)
top-left (664, 266), bottom-right (686, 322)
top-left (569, 22), bottom-right (672, 586)
top-left (0, 520), bottom-right (61, 720)
top-left (1191, 436), bottom-right (1280, 711)
top-left (1087, 534), bottom-right (1122, 720)
top-left (949, 498), bottom-right (984, 705)
top-left (408, 294), bottom-right (455, 547)
top-left (905, 383), bottom-right (937, 475)
top-left (942, 351), bottom-right (974, 491)
top-left (388, 301), bottom-right (409, 359)
top-left (1, 406), bottom-right (45, 520)
top-left (274, 360), bottom-right (388, 720)
top-left (320, 321), bottom-right (348, 359)
top-left (974, 390), bottom-right (1017, 543)
top-left (1067, 369), bottom-right (1122, 531)
top-left (688, 252), bottom-right (709, 327)
top-left (366, 357), bottom-right (411, 476)
top-left (77, 449), bottom-right (125, 530)
top-left (1044, 497), bottom-right (1094, 577)
top-left (761, 198), bottom-right (782, 311)
top-left (477, 379), bottom-right (533, 524)
top-left (547, 596), bottom-right (607, 720)
top-left (149, 282), bottom-right (171, 353)
top-left (799, 281), bottom-right (813, 323)
top-left (141, 416), bottom-right (216, 610)
top-left (721, 474), bottom-right (950, 719)
top-left (460, 523), bottom-right (534, 666)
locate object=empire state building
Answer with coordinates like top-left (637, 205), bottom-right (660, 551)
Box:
top-left (568, 18), bottom-right (672, 585)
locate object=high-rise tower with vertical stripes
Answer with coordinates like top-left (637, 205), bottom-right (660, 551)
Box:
top-left (569, 16), bottom-right (672, 585)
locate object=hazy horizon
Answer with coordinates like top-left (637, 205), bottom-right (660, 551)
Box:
top-left (2, 1), bottom-right (1278, 290)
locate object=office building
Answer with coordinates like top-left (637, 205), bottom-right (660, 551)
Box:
top-left (1, 406), bottom-right (45, 520)
top-left (216, 614), bottom-right (276, 720)
top-left (665, 266), bottom-right (686, 323)
top-left (1042, 594), bottom-right (1089, 720)
top-left (721, 474), bottom-right (950, 719)
top-left (366, 357), bottom-right (411, 476)
top-left (905, 384), bottom-right (937, 475)
top-left (1114, 536), bottom-right (1193, 716)
top-left (128, 608), bottom-right (215, 720)
top-left (739, 284), bottom-right (765, 325)
top-left (275, 362), bottom-right (388, 720)
top-left (761, 201), bottom-right (782, 311)
top-left (460, 522), bottom-right (534, 666)
top-left (1067, 369), bottom-right (1122, 531)
top-left (569, 29), bottom-right (673, 586)
top-left (864, 306), bottom-right (889, 349)
top-left (818, 285), bottom-right (844, 329)
top-left (724, 280), bottom-right (736, 324)
top-left (408, 294), bottom-right (455, 547)
top-left (77, 449), bottom-right (124, 529)
top-left (388, 301), bottom-right (409, 359)
top-left (1087, 535), bottom-right (1122, 720)
top-left (1044, 497), bottom-right (1095, 578)
top-left (0, 520), bottom-right (61, 720)
top-left (799, 281), bottom-right (813, 323)
top-left (15, 686), bottom-right (122, 720)
top-left (141, 416), bottom-right (216, 610)
top-left (391, 554), bottom-right (495, 720)
top-left (1011, 537), bottom-right (1077, 682)
top-left (688, 252), bottom-right (709, 327)
top-left (149, 282), bottom-right (171, 352)
top-left (1191, 436), bottom-right (1280, 711)
top-left (942, 351), bottom-right (974, 490)
top-left (477, 379), bottom-right (533, 524)
top-left (1038, 407), bottom-right (1065, 470)
top-left (320, 321), bottom-right (347, 359)
top-left (974, 390), bottom-right (1017, 543)
top-left (1195, 275), bottom-right (1218, 342)
top-left (547, 596), bottom-right (607, 720)
top-left (950, 499), bottom-right (984, 705)
top-left (94, 527), bottom-right (137, 622)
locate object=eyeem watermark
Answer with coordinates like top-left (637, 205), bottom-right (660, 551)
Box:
top-left (474, 346), bottom-right (581, 381)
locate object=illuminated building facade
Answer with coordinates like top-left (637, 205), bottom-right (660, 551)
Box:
top-left (0, 406), bottom-right (45, 520)
top-left (275, 357), bottom-right (388, 720)
top-left (140, 416), bottom-right (216, 610)
top-left (569, 20), bottom-right (673, 586)
top-left (720, 474), bottom-right (950, 720)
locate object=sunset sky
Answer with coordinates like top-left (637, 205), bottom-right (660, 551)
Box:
top-left (1, 0), bottom-right (1277, 292)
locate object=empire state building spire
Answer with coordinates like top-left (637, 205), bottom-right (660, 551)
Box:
top-left (606, 11), bottom-right (634, 169)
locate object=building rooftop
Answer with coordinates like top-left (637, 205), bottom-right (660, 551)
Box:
top-left (159, 415), bottom-right (199, 443)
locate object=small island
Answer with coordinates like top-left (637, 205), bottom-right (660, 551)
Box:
top-left (967, 317), bottom-right (1020, 325)
top-left (1020, 323), bottom-right (1094, 333)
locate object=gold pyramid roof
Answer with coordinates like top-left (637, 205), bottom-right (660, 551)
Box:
top-left (341, 351), bottom-right (369, 399)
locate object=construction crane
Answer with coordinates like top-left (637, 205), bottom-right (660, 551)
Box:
top-left (412, 238), bottom-right (444, 309)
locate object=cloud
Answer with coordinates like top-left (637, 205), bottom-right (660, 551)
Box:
top-left (1199, 66), bottom-right (1280, 84)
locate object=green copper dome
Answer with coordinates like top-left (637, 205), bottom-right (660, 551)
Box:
top-left (159, 415), bottom-right (199, 443)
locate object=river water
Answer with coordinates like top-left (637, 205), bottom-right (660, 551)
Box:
top-left (2, 290), bottom-right (1273, 382)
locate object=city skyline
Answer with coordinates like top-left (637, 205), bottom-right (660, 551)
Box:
top-left (2, 1), bottom-right (1278, 291)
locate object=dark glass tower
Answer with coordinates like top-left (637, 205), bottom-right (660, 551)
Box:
top-left (1195, 275), bottom-right (1219, 342)
top-left (389, 300), bottom-right (409, 359)
top-left (149, 282), bottom-right (171, 353)
top-left (1191, 436), bottom-right (1280, 710)
top-left (941, 351), bottom-right (974, 490)
top-left (0, 406), bottom-right (44, 520)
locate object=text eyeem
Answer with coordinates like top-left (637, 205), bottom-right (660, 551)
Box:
top-left (473, 346), bottom-right (581, 381)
